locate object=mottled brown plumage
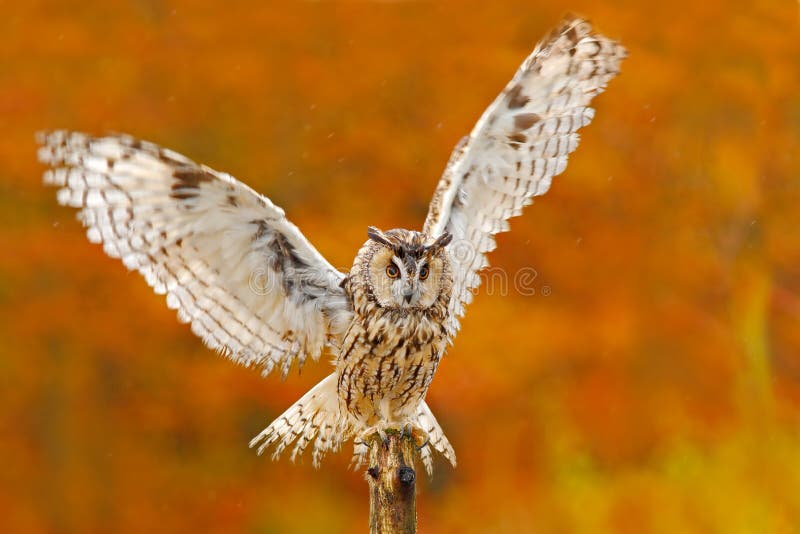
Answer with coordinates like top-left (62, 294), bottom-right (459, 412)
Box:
top-left (338, 229), bottom-right (453, 434)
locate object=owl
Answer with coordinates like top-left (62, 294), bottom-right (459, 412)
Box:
top-left (37, 17), bottom-right (625, 475)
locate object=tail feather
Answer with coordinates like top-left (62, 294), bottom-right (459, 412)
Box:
top-left (249, 373), bottom-right (348, 467)
top-left (250, 374), bottom-right (457, 474)
top-left (418, 401), bottom-right (457, 469)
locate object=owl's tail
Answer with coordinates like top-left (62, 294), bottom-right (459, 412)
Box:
top-left (249, 373), bottom-right (350, 468)
top-left (249, 373), bottom-right (457, 475)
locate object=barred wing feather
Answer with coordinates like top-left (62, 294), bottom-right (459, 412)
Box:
top-left (423, 17), bottom-right (626, 331)
top-left (38, 130), bottom-right (351, 377)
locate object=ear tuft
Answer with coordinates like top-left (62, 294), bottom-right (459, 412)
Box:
top-left (433, 232), bottom-right (453, 249)
top-left (367, 226), bottom-right (393, 247)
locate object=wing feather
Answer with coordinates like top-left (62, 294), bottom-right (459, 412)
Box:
top-left (423, 17), bottom-right (626, 332)
top-left (39, 130), bottom-right (352, 376)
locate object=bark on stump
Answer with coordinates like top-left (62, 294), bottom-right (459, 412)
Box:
top-left (366, 431), bottom-right (416, 534)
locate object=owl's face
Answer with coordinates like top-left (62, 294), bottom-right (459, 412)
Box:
top-left (359, 227), bottom-right (452, 310)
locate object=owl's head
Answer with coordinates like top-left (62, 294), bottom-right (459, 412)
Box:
top-left (351, 227), bottom-right (453, 310)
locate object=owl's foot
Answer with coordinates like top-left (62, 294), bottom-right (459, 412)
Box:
top-left (356, 420), bottom-right (394, 447)
top-left (349, 422), bottom-right (394, 471)
top-left (400, 421), bottom-right (429, 450)
top-left (398, 421), bottom-right (436, 475)
top-left (350, 420), bottom-right (435, 475)
top-left (356, 420), bottom-right (427, 447)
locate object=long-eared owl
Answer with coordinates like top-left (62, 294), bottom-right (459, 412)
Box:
top-left (37, 17), bottom-right (625, 474)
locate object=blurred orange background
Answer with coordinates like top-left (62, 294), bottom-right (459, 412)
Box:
top-left (2, 1), bottom-right (800, 532)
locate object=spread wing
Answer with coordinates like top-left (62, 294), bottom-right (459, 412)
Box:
top-left (423, 17), bottom-right (626, 332)
top-left (38, 131), bottom-right (352, 377)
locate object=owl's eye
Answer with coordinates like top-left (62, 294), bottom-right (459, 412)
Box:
top-left (419, 264), bottom-right (429, 280)
top-left (386, 264), bottom-right (400, 279)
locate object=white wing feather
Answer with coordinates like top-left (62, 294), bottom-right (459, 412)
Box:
top-left (38, 130), bottom-right (352, 376)
top-left (424, 17), bottom-right (626, 330)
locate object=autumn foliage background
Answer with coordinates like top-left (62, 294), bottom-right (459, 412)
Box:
top-left (2, 1), bottom-right (799, 532)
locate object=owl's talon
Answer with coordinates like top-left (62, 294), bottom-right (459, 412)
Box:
top-left (354, 422), bottom-right (392, 450)
top-left (416, 436), bottom-right (430, 451)
top-left (377, 428), bottom-right (389, 445)
top-left (401, 422), bottom-right (414, 439)
top-left (396, 420), bottom-right (429, 449)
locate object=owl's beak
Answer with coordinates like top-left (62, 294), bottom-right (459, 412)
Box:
top-left (402, 281), bottom-right (418, 306)
top-left (403, 289), bottom-right (414, 304)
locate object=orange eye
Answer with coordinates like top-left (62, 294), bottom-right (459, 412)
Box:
top-left (386, 264), bottom-right (400, 279)
top-left (419, 265), bottom-right (429, 280)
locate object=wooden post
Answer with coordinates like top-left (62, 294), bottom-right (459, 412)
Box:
top-left (366, 431), bottom-right (416, 534)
